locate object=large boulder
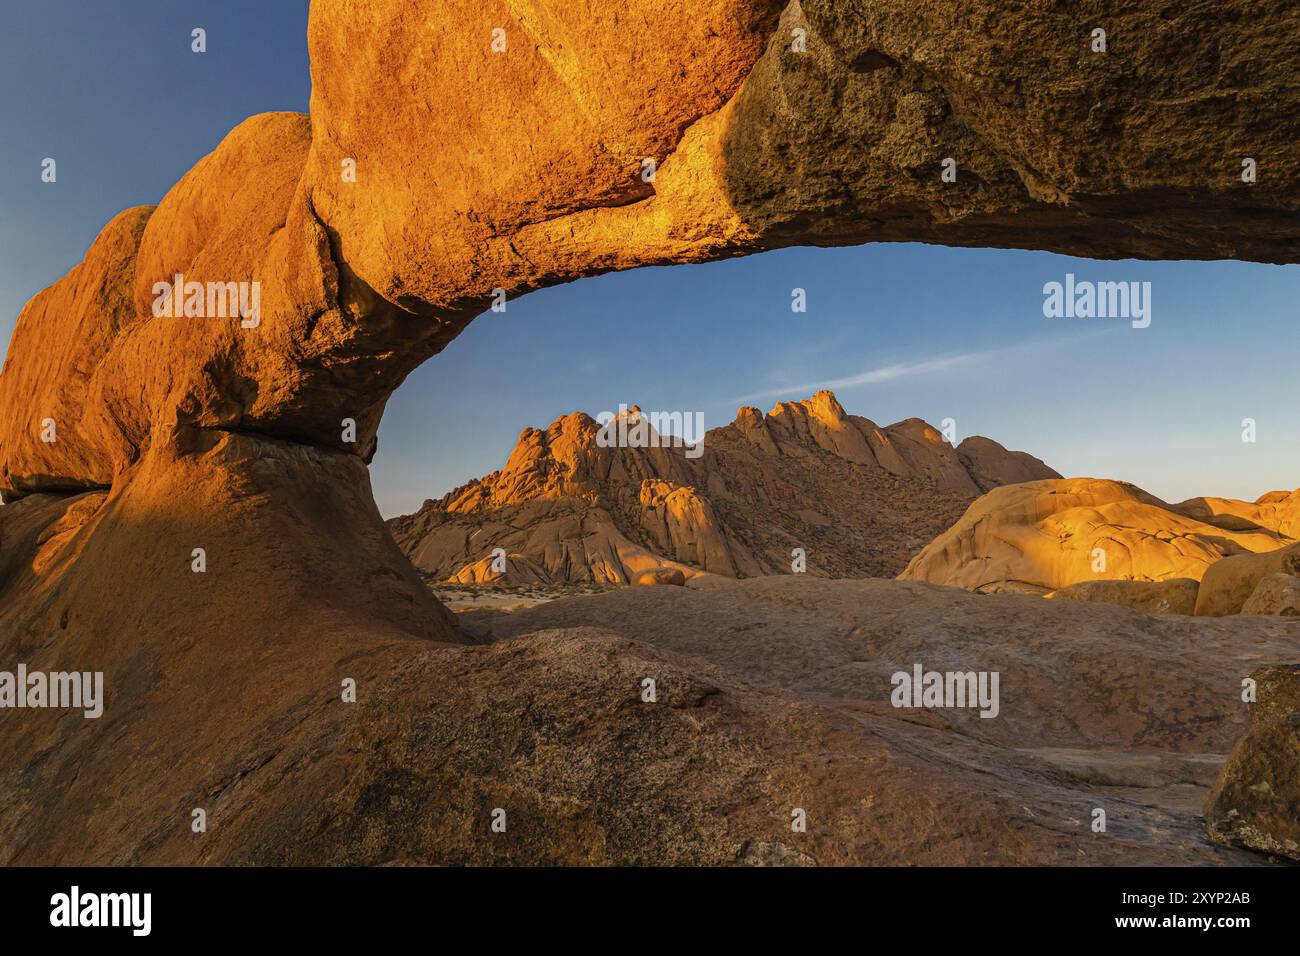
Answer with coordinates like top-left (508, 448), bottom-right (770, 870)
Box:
top-left (1179, 490), bottom-right (1300, 539)
top-left (0, 206), bottom-right (153, 497)
top-left (1195, 543), bottom-right (1300, 616)
top-left (632, 567), bottom-right (688, 587)
top-left (1241, 573), bottom-right (1300, 616)
top-left (900, 479), bottom-right (1296, 594)
top-left (1205, 664), bottom-right (1300, 860)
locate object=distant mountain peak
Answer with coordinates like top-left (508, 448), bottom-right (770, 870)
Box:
top-left (388, 393), bottom-right (1058, 585)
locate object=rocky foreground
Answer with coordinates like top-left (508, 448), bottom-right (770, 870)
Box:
top-left (3, 483), bottom-right (1296, 865)
top-left (389, 390), bottom-right (1056, 584)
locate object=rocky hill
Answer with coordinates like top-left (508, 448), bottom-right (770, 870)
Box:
top-left (388, 390), bottom-right (1058, 583)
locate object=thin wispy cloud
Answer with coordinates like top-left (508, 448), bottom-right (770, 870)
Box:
top-left (729, 332), bottom-right (1108, 406)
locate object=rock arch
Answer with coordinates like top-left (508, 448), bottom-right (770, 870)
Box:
top-left (1, 0), bottom-right (1298, 863)
top-left (4, 2), bottom-right (1298, 630)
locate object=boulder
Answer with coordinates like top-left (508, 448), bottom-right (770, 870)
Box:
top-left (1205, 664), bottom-right (1300, 860)
top-left (0, 207), bottom-right (153, 497)
top-left (632, 568), bottom-right (688, 587)
top-left (1248, 664), bottom-right (1300, 726)
top-left (1241, 572), bottom-right (1300, 616)
top-left (900, 479), bottom-right (1295, 595)
top-left (1194, 543), bottom-right (1300, 616)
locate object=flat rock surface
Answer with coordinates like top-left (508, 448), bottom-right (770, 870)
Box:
top-left (2, 463), bottom-right (1296, 865)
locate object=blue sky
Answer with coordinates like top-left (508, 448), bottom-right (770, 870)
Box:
top-left (5, 1), bottom-right (1299, 518)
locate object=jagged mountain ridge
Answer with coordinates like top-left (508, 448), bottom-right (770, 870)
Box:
top-left (387, 390), bottom-right (1059, 583)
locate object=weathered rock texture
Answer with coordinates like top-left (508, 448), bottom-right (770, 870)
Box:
top-left (387, 390), bottom-right (1056, 584)
top-left (901, 479), bottom-right (1300, 604)
top-left (1045, 578), bottom-right (1200, 616)
top-left (6, 1), bottom-right (1300, 504)
top-left (1195, 542), bottom-right (1300, 616)
top-left (6, 486), bottom-right (1300, 865)
top-left (1242, 573), bottom-right (1300, 616)
top-left (451, 576), bottom-right (1300, 865)
top-left (2, 0), bottom-right (1300, 865)
top-left (1205, 664), bottom-right (1300, 861)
